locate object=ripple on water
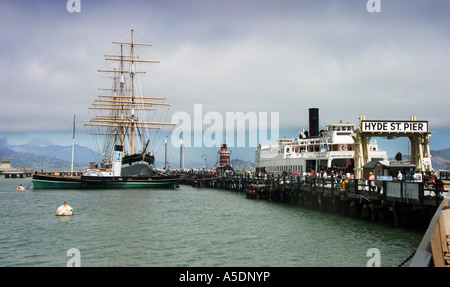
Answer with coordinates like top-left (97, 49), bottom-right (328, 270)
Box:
top-left (0, 180), bottom-right (423, 266)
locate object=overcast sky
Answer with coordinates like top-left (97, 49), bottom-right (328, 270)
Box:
top-left (0, 0), bottom-right (449, 163)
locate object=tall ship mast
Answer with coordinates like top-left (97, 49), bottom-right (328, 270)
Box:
top-left (32, 28), bottom-right (178, 189)
top-left (85, 28), bottom-right (174, 176)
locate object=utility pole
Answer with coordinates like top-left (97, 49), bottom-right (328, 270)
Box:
top-left (164, 136), bottom-right (168, 170)
top-left (179, 130), bottom-right (183, 170)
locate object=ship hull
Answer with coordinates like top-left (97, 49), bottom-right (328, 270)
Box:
top-left (120, 153), bottom-right (156, 176)
top-left (121, 161), bottom-right (154, 176)
top-left (32, 174), bottom-right (179, 189)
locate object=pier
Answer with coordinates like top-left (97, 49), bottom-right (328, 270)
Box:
top-left (178, 172), bottom-right (448, 228)
top-left (1, 168), bottom-right (34, 178)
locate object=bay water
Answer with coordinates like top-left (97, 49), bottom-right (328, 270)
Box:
top-left (0, 176), bottom-right (423, 267)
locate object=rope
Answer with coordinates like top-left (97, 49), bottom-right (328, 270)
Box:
top-left (397, 251), bottom-right (416, 267)
top-left (25, 180), bottom-right (33, 190)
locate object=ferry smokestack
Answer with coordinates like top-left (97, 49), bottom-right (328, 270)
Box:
top-left (309, 108), bottom-right (319, 137)
top-left (113, 145), bottom-right (123, 177)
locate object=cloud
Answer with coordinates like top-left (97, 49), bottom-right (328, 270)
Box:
top-left (0, 0), bottom-right (449, 138)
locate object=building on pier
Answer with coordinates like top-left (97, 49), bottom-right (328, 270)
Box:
top-left (255, 108), bottom-right (388, 175)
top-left (0, 159), bottom-right (12, 171)
top-left (216, 143), bottom-right (233, 172)
top-left (255, 108), bottom-right (433, 179)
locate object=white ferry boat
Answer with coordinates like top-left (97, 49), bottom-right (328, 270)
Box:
top-left (255, 108), bottom-right (388, 175)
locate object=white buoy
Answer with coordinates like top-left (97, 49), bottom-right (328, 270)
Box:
top-left (56, 202), bottom-right (74, 216)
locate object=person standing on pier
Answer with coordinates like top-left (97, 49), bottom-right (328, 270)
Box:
top-left (369, 172), bottom-right (376, 191)
top-left (322, 170), bottom-right (327, 186)
top-left (397, 170), bottom-right (403, 181)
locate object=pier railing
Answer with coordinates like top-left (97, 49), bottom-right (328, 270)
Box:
top-left (440, 170), bottom-right (450, 180)
top-left (179, 171), bottom-right (446, 206)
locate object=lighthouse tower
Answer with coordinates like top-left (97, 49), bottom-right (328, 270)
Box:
top-left (218, 144), bottom-right (232, 169)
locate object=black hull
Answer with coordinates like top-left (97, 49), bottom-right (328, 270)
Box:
top-left (32, 173), bottom-right (179, 189)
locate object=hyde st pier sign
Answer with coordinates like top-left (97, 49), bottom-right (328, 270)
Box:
top-left (361, 120), bottom-right (428, 133)
top-left (352, 116), bottom-right (432, 179)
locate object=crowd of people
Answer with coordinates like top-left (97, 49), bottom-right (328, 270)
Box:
top-left (276, 167), bottom-right (446, 194)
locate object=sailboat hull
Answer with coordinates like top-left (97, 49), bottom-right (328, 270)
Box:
top-left (32, 174), bottom-right (179, 189)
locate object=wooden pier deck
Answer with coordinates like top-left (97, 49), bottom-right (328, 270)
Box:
top-left (178, 172), bottom-right (447, 228)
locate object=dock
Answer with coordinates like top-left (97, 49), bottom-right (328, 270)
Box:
top-left (3, 169), bottom-right (86, 179)
top-left (1, 168), bottom-right (35, 178)
top-left (178, 172), bottom-right (447, 228)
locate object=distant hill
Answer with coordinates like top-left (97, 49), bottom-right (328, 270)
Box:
top-left (7, 144), bottom-right (100, 164)
top-left (0, 143), bottom-right (101, 170)
top-left (0, 147), bottom-right (87, 169)
top-left (362, 148), bottom-right (450, 170)
top-left (0, 141), bottom-right (448, 170)
top-left (431, 147), bottom-right (450, 169)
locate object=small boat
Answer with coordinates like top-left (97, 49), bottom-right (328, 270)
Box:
top-left (17, 185), bottom-right (25, 191)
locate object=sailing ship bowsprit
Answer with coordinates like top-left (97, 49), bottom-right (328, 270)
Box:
top-left (33, 28), bottom-right (178, 189)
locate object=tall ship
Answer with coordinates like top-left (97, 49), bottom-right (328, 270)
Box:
top-left (255, 108), bottom-right (388, 175)
top-left (33, 28), bottom-right (178, 189)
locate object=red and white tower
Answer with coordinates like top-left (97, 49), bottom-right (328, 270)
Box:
top-left (218, 144), bottom-right (232, 168)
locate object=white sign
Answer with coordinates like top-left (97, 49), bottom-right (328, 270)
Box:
top-left (423, 157), bottom-right (432, 166)
top-left (361, 121), bottom-right (428, 133)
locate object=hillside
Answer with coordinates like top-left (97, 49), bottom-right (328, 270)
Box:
top-left (0, 147), bottom-right (87, 169)
top-left (430, 147), bottom-right (450, 169)
top-left (0, 143), bottom-right (448, 170)
top-left (7, 144), bottom-right (99, 164)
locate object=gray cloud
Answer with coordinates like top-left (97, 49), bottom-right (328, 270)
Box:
top-left (1, 0), bottom-right (449, 138)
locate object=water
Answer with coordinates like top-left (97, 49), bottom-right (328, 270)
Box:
top-left (0, 176), bottom-right (423, 267)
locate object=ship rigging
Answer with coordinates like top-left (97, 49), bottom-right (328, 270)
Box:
top-left (85, 28), bottom-right (175, 174)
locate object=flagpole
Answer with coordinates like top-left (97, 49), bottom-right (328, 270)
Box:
top-left (71, 114), bottom-right (75, 176)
